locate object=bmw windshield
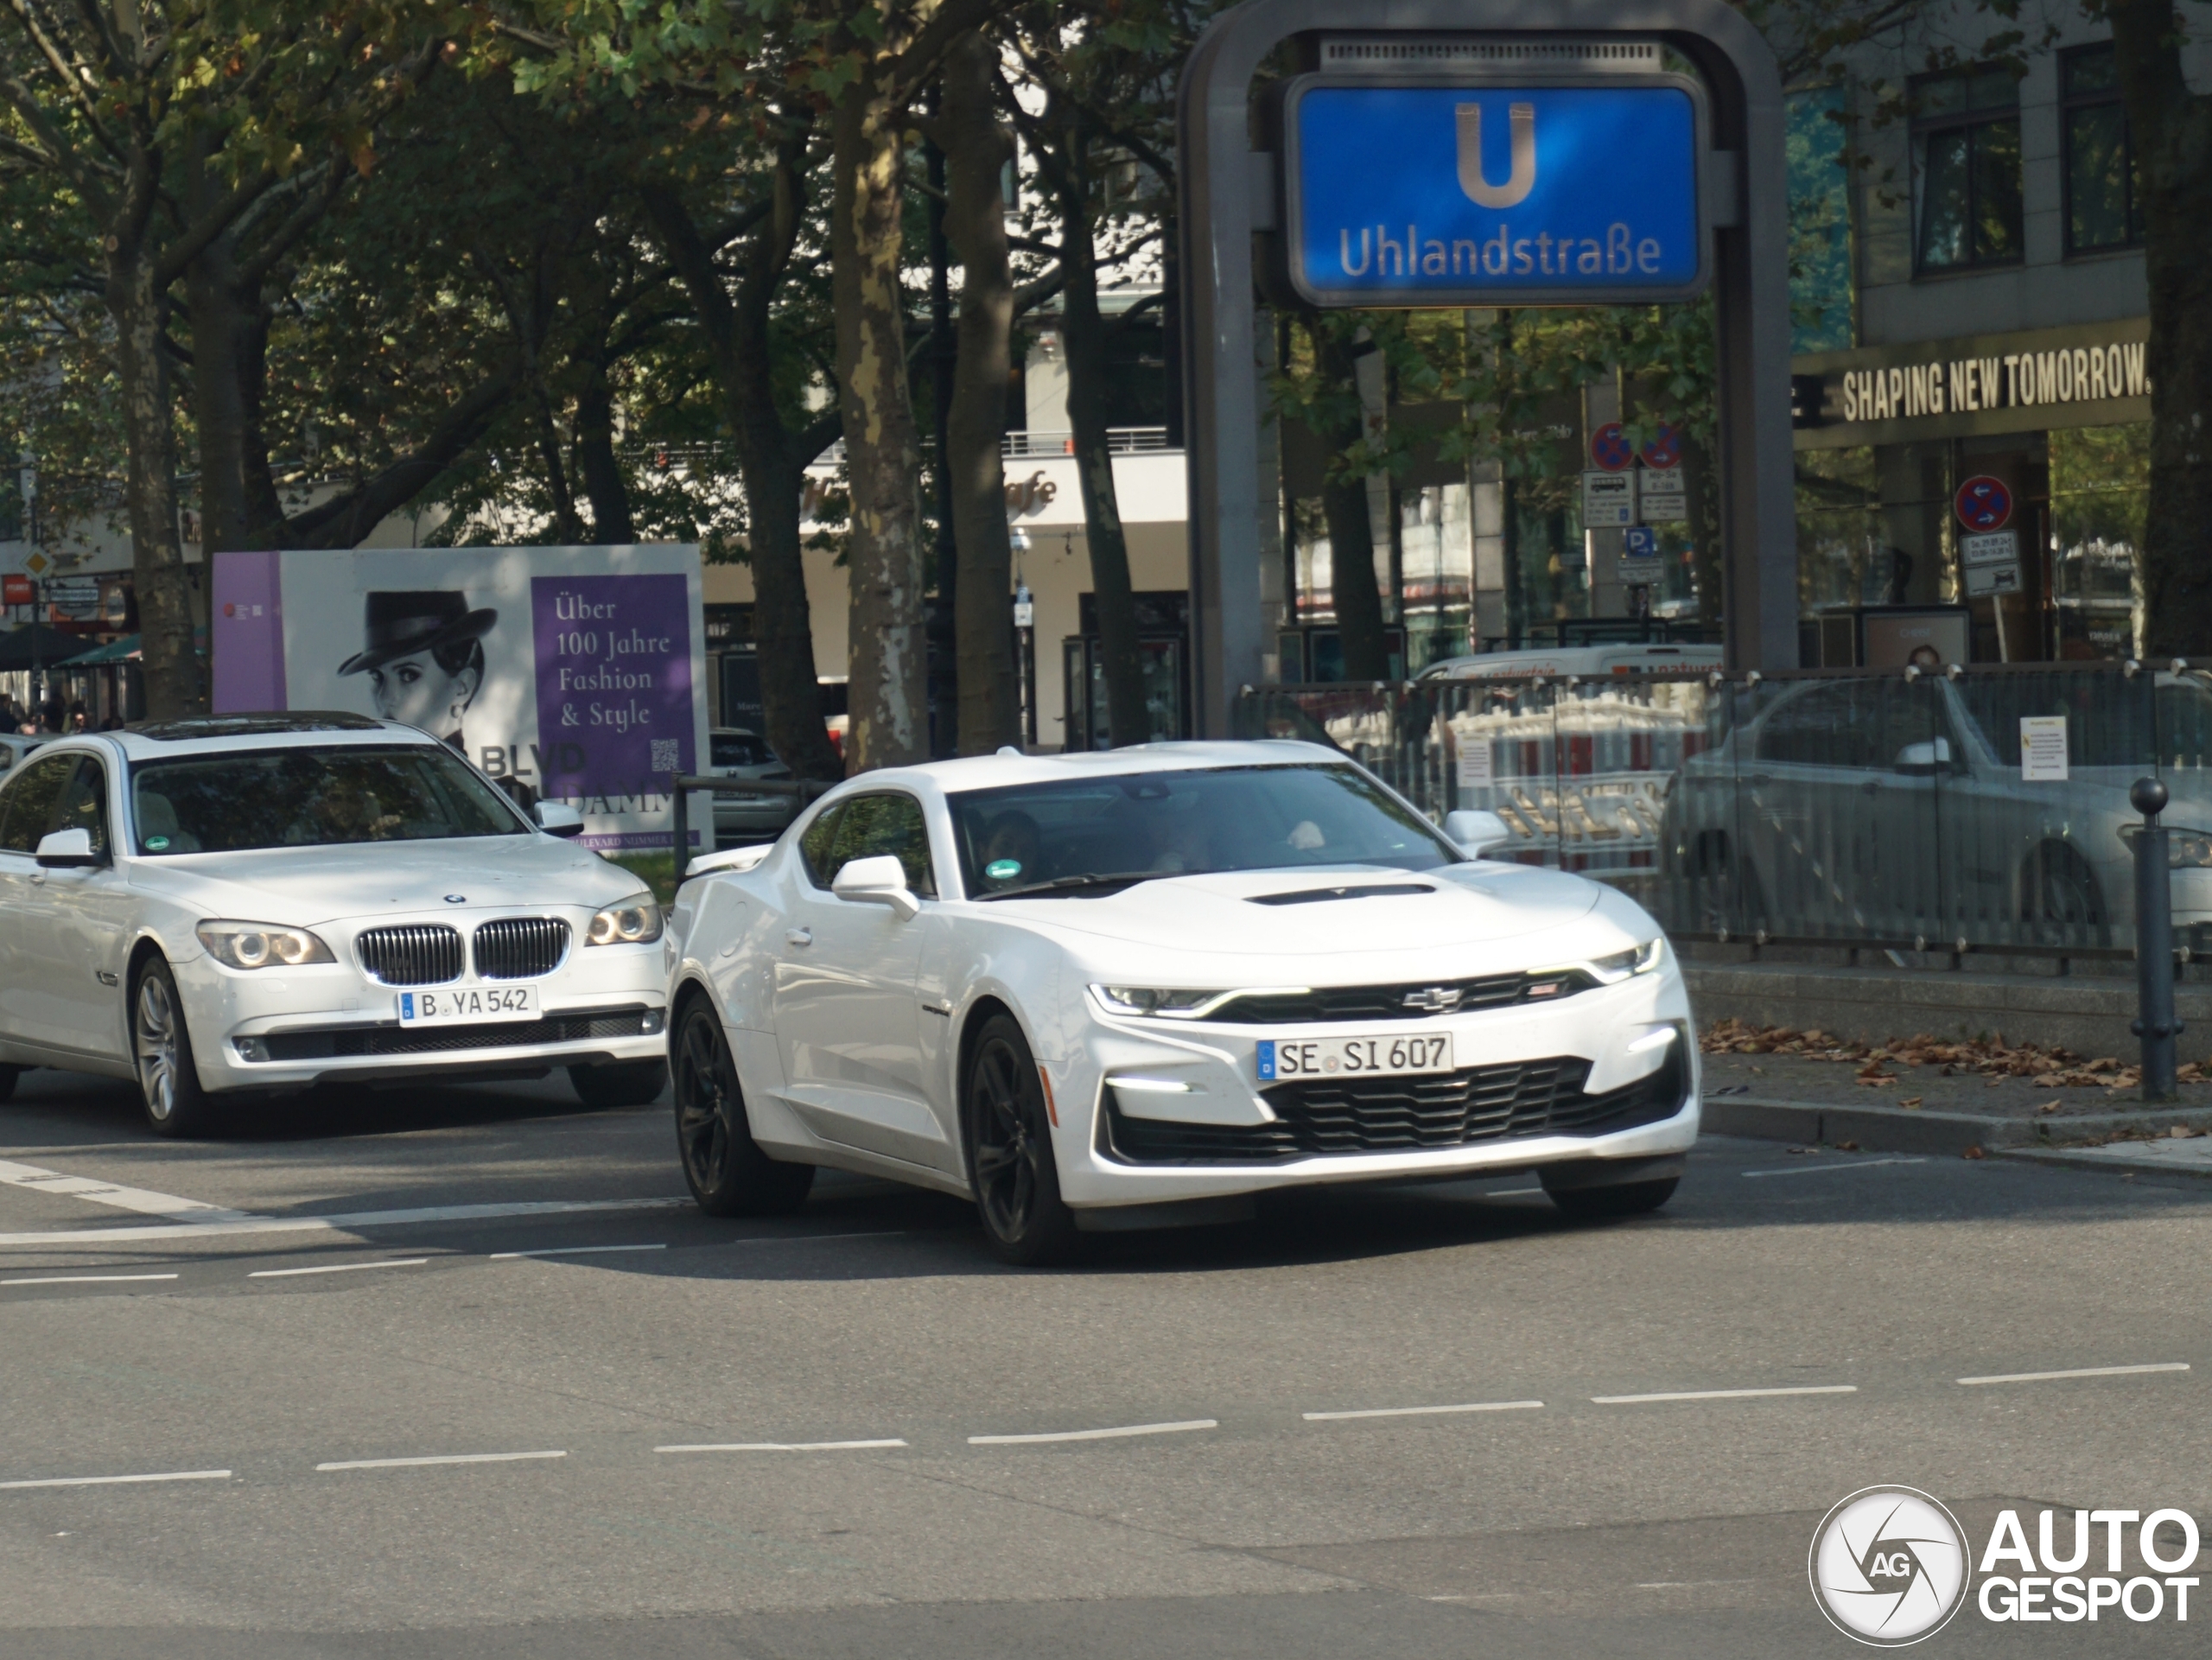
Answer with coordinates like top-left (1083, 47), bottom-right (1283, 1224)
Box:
top-left (130, 745), bottom-right (528, 855)
top-left (950, 764), bottom-right (1458, 897)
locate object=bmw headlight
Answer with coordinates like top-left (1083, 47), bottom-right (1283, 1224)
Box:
top-left (588, 894), bottom-right (664, 945)
top-left (1091, 986), bottom-right (1225, 1019)
top-left (196, 920), bottom-right (335, 970)
top-left (2120, 824), bottom-right (2212, 868)
top-left (1586, 937), bottom-right (1667, 983)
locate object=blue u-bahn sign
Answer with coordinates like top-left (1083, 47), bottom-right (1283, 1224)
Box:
top-left (1281, 76), bottom-right (1712, 307)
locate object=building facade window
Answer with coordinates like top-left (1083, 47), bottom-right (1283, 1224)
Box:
top-left (1911, 65), bottom-right (2023, 272)
top-left (2063, 43), bottom-right (2143, 252)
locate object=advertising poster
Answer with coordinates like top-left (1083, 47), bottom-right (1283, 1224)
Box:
top-left (210, 545), bottom-right (708, 851)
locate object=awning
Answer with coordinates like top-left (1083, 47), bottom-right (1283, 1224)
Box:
top-left (54, 633), bottom-right (141, 666)
top-left (0, 624), bottom-right (86, 673)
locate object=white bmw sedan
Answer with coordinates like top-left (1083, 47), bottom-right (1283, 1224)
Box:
top-left (0, 714), bottom-right (671, 1136)
top-left (665, 741), bottom-right (1696, 1263)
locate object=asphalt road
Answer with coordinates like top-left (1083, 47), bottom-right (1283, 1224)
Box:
top-left (3, 1065), bottom-right (2210, 1657)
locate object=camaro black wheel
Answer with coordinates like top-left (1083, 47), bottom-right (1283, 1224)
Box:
top-left (963, 1014), bottom-right (1078, 1267)
top-left (671, 1002), bottom-right (812, 1217)
top-left (132, 957), bottom-right (212, 1139)
top-left (569, 1059), bottom-right (668, 1110)
top-left (1547, 1177), bottom-right (1678, 1219)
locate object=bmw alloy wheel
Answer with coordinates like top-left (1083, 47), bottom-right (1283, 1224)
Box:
top-left (136, 972), bottom-right (181, 1124)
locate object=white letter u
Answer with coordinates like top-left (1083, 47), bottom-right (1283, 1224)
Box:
top-left (1457, 102), bottom-right (1536, 209)
top-left (1339, 226), bottom-right (1371, 276)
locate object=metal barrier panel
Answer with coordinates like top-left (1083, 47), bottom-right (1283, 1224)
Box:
top-left (1236, 664), bottom-right (2192, 959)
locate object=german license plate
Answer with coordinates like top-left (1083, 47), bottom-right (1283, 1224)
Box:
top-left (397, 985), bottom-right (538, 1026)
top-left (1256, 1033), bottom-right (1454, 1082)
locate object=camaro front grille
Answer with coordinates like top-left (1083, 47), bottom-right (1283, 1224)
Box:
top-left (1206, 970), bottom-right (1599, 1025)
top-left (257, 1007), bottom-right (657, 1061)
top-left (473, 916), bottom-right (570, 980)
top-left (1103, 1046), bottom-right (1688, 1165)
top-left (356, 925), bottom-right (463, 986)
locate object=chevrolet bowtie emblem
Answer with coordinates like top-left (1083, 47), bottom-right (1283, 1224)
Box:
top-left (1402, 986), bottom-right (1464, 1014)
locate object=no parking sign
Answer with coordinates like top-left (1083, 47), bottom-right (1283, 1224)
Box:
top-left (1954, 475), bottom-right (2013, 532)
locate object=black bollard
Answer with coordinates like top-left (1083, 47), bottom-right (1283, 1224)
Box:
top-left (670, 772), bottom-right (688, 875)
top-left (2132, 776), bottom-right (2179, 1103)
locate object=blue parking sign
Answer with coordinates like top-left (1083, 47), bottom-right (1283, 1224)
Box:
top-left (1284, 79), bottom-right (1709, 308)
top-left (1624, 525), bottom-right (1662, 560)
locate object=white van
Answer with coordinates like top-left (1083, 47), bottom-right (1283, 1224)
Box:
top-left (1418, 643), bottom-right (1723, 681)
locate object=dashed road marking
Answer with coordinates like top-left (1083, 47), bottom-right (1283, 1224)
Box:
top-left (0, 1157), bottom-right (251, 1222)
top-left (0, 1469), bottom-right (230, 1491)
top-left (2, 1273), bottom-right (180, 1286)
top-left (315, 1451), bottom-right (566, 1472)
top-left (969, 1419), bottom-right (1217, 1446)
top-left (655, 1440), bottom-right (908, 1453)
top-left (0, 1196), bottom-right (693, 1249)
top-left (1484, 1187), bottom-right (1544, 1198)
top-left (1741, 1158), bottom-right (1928, 1179)
top-left (249, 1258), bottom-right (429, 1280)
top-left (1591, 1385), bottom-right (1858, 1404)
top-left (1303, 1399), bottom-right (1543, 1421)
top-left (492, 1244), bottom-right (667, 1259)
top-left (1957, 1362), bottom-right (2189, 1386)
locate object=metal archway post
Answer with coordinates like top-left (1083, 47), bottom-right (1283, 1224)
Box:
top-left (1178, 0), bottom-right (1797, 735)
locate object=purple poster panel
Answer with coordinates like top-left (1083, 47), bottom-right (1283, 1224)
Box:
top-left (531, 574), bottom-right (695, 846)
top-left (209, 551), bottom-right (287, 713)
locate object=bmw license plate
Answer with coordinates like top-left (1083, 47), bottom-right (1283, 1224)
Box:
top-left (396, 985), bottom-right (538, 1026)
top-left (1256, 1034), bottom-right (1453, 1082)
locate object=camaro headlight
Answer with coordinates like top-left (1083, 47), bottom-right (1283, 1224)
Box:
top-left (1586, 937), bottom-right (1667, 983)
top-left (195, 920), bottom-right (334, 970)
top-left (1091, 986), bottom-right (1224, 1019)
top-left (588, 894), bottom-right (663, 945)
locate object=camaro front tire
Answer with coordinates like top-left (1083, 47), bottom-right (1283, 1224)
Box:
top-left (963, 1014), bottom-right (1079, 1267)
top-left (132, 957), bottom-right (212, 1139)
top-left (0, 1064), bottom-right (17, 1105)
top-left (671, 1002), bottom-right (813, 1217)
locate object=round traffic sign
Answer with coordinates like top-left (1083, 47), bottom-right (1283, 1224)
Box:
top-left (1954, 474), bottom-right (2013, 532)
top-left (1589, 422), bottom-right (1634, 473)
top-left (1639, 424), bottom-right (1683, 470)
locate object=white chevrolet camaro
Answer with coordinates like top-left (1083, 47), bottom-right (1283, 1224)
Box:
top-left (664, 741), bottom-right (1697, 1263)
top-left (0, 715), bottom-right (671, 1136)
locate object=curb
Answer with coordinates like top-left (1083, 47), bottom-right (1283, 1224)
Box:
top-left (1702, 1093), bottom-right (2212, 1156)
top-left (1993, 1144), bottom-right (2212, 1181)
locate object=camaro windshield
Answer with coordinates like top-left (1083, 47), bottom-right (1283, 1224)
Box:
top-left (130, 745), bottom-right (527, 855)
top-left (950, 763), bottom-right (1458, 896)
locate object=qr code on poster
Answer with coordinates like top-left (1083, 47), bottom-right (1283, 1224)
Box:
top-left (650, 739), bottom-right (680, 773)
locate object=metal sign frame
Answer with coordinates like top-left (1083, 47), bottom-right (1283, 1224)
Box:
top-left (1275, 66), bottom-right (1715, 309)
top-left (1177, 0), bottom-right (1797, 735)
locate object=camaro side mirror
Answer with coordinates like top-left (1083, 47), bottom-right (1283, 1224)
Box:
top-left (35, 827), bottom-right (98, 868)
top-left (1441, 809), bottom-right (1511, 858)
top-left (534, 800), bottom-right (585, 838)
top-left (832, 854), bottom-right (921, 919)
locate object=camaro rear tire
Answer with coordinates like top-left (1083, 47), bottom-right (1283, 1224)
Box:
top-left (1546, 1176), bottom-right (1678, 1219)
top-left (671, 1002), bottom-right (812, 1217)
top-left (569, 1059), bottom-right (668, 1110)
top-left (963, 1014), bottom-right (1079, 1267)
top-left (132, 957), bottom-right (212, 1139)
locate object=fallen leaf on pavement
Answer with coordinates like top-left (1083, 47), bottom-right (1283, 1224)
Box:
top-left (1962, 1146), bottom-right (1986, 1160)
top-left (2037, 1100), bottom-right (2061, 1114)
top-left (1899, 1097), bottom-right (1923, 1110)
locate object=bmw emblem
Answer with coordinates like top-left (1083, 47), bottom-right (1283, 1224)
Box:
top-left (444, 894), bottom-right (467, 904)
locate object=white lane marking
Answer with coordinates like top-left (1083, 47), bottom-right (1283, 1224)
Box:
top-left (655, 1440), bottom-right (909, 1453)
top-left (1741, 1158), bottom-right (1928, 1179)
top-left (968, 1419), bottom-right (1218, 1446)
top-left (0, 1196), bottom-right (692, 1249)
top-left (1, 1273), bottom-right (179, 1287)
top-left (1637, 1580), bottom-right (1761, 1589)
top-left (1484, 1187), bottom-right (1544, 1198)
top-left (491, 1244), bottom-right (667, 1259)
top-left (315, 1451), bottom-right (566, 1472)
top-left (743, 1231), bottom-right (915, 1244)
top-left (0, 1469), bottom-right (230, 1491)
top-left (1303, 1399), bottom-right (1544, 1421)
top-left (1592, 1385), bottom-right (1858, 1404)
top-left (1957, 1362), bottom-right (2190, 1386)
top-left (248, 1258), bottom-right (429, 1280)
top-left (0, 1157), bottom-right (253, 1222)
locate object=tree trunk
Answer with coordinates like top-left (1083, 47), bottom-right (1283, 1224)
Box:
top-left (938, 33), bottom-right (1019, 755)
top-left (642, 175), bottom-right (844, 781)
top-left (831, 76), bottom-right (929, 771)
top-left (185, 235), bottom-right (250, 558)
top-left (572, 365), bottom-right (635, 544)
top-left (1309, 321), bottom-right (1390, 681)
top-left (1058, 173), bottom-right (1151, 747)
top-left (2112, 0), bottom-right (2212, 657)
top-left (110, 237), bottom-right (200, 717)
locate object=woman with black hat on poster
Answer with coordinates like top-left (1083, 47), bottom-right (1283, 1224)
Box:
top-left (338, 590), bottom-right (498, 753)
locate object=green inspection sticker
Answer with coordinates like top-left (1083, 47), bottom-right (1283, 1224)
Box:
top-left (145, 836), bottom-right (169, 851)
top-left (985, 859), bottom-right (1021, 880)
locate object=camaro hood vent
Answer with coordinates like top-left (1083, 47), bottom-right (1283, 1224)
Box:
top-left (1248, 882), bottom-right (1437, 906)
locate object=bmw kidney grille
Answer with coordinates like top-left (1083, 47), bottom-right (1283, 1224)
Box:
top-left (356, 924), bottom-right (465, 986)
top-left (473, 916), bottom-right (572, 980)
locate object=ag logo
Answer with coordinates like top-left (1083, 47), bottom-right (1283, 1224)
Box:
top-left (1808, 1486), bottom-right (1969, 1646)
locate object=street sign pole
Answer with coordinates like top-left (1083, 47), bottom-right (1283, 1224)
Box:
top-left (1178, 0), bottom-right (1796, 734)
